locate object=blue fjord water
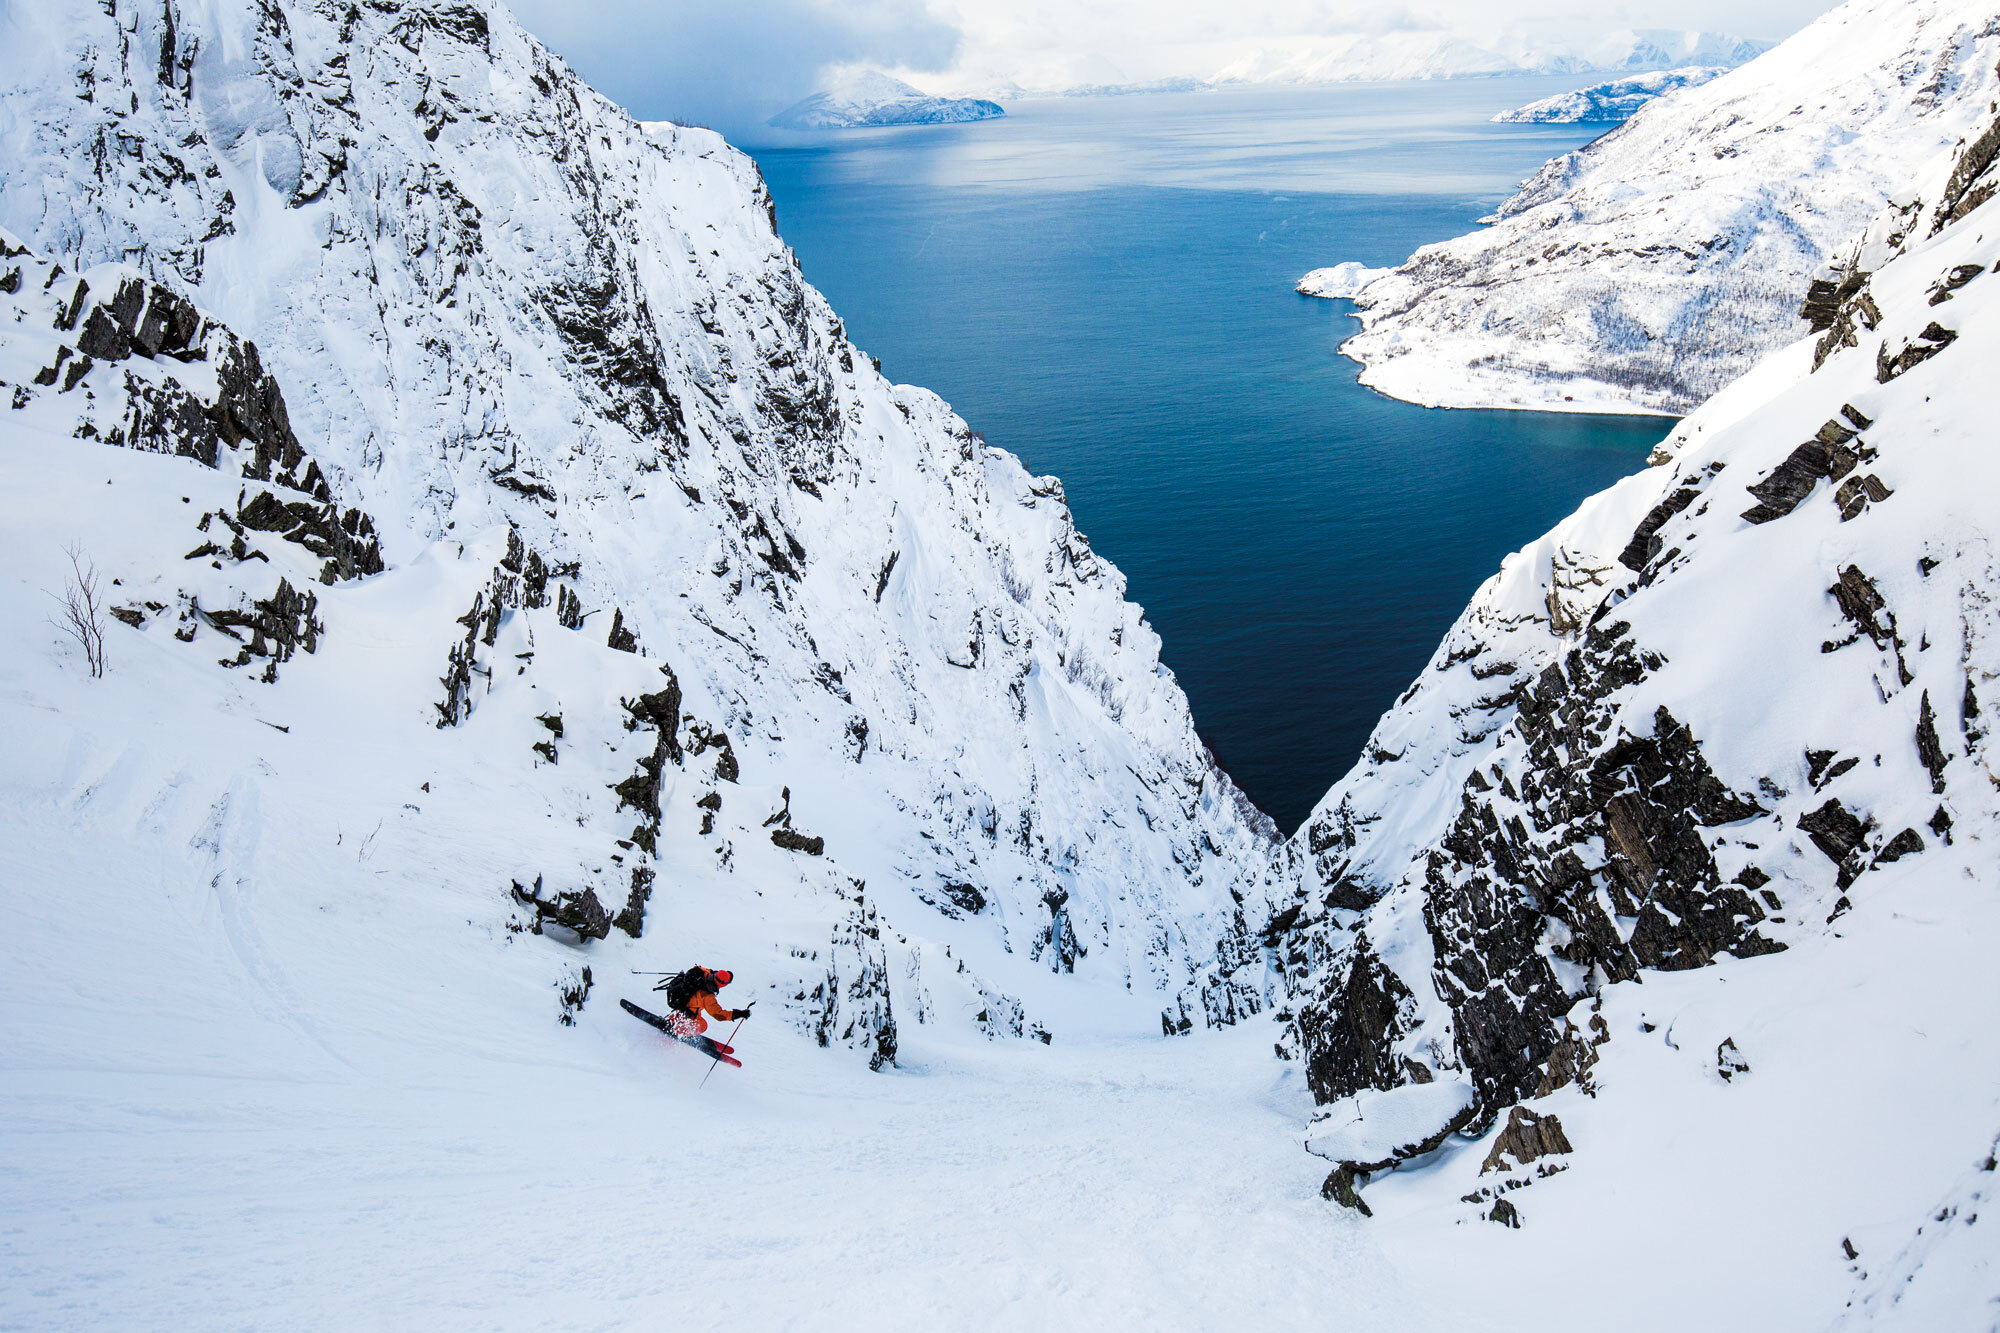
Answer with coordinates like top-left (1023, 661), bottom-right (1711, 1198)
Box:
top-left (747, 82), bottom-right (1674, 834)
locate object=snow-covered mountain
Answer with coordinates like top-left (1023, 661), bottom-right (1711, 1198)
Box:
top-left (1270, 79), bottom-right (2000, 1325)
top-left (1300, 0), bottom-right (2000, 414)
top-left (1208, 27), bottom-right (1766, 88)
top-left (1585, 27), bottom-right (1773, 72)
top-left (0, 0), bottom-right (1273, 1083)
top-left (1492, 66), bottom-right (1727, 124)
top-left (769, 69), bottom-right (1003, 130)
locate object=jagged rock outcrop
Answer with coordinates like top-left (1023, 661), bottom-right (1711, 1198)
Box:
top-left (790, 898), bottom-right (899, 1069)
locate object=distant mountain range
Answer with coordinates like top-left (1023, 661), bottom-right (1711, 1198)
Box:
top-left (1206, 27), bottom-right (1770, 87)
top-left (769, 70), bottom-right (1004, 130)
top-left (938, 28), bottom-right (1773, 102)
top-left (1492, 66), bottom-right (1729, 123)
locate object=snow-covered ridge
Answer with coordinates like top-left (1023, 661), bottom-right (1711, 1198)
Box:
top-left (1299, 0), bottom-right (2000, 414)
top-left (1204, 27), bottom-right (1767, 89)
top-left (770, 69), bottom-right (1004, 130)
top-left (1491, 66), bottom-right (1726, 123)
top-left (0, 0), bottom-right (1274, 1054)
top-left (1270, 79), bottom-right (2000, 1323)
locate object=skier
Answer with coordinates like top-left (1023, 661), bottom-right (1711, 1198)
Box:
top-left (620, 965), bottom-right (753, 1068)
top-left (659, 965), bottom-right (752, 1041)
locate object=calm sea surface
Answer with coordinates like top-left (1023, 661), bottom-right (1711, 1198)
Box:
top-left (745, 82), bottom-right (1673, 833)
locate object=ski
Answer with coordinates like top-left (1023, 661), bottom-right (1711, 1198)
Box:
top-left (620, 998), bottom-right (742, 1067)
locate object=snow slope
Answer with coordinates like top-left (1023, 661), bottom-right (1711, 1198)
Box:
top-left (1492, 67), bottom-right (1728, 124)
top-left (0, 322), bottom-right (1449, 1325)
top-left (1273, 79), bottom-right (2000, 1326)
top-left (1300, 0), bottom-right (2000, 414)
top-left (770, 69), bottom-right (1004, 130)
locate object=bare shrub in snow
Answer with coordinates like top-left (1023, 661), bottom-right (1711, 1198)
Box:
top-left (48, 544), bottom-right (108, 678)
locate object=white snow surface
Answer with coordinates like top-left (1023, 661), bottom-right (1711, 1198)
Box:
top-left (1303, 1080), bottom-right (1477, 1165)
top-left (1491, 66), bottom-right (1728, 124)
top-left (1300, 0), bottom-right (2000, 414)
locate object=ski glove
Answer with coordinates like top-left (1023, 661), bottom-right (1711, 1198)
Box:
top-left (732, 1002), bottom-right (755, 1021)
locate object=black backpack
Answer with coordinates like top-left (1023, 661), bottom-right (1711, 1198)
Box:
top-left (657, 967), bottom-right (709, 1013)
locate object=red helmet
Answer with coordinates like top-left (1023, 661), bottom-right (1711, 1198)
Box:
top-left (712, 968), bottom-right (733, 986)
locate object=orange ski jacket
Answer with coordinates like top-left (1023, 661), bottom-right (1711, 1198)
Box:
top-left (682, 988), bottom-right (732, 1031)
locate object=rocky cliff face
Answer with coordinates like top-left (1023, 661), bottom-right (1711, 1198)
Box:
top-left (0, 0), bottom-right (1275, 1050)
top-left (1278, 82), bottom-right (2000, 1139)
top-left (1300, 0), bottom-right (2000, 415)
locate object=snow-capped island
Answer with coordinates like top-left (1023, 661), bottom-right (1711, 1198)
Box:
top-left (1492, 66), bottom-right (1727, 123)
top-left (769, 69), bottom-right (1004, 131)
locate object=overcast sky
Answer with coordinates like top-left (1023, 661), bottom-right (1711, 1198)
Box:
top-left (507, 0), bottom-right (1847, 132)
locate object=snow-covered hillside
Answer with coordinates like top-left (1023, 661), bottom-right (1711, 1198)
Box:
top-left (1271, 82), bottom-right (2000, 1326)
top-left (1492, 67), bottom-right (1726, 124)
top-left (1300, 0), bottom-right (2000, 414)
top-left (770, 69), bottom-right (1004, 130)
top-left (0, 0), bottom-right (1274, 1076)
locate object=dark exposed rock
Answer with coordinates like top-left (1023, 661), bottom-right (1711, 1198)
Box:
top-left (771, 827), bottom-right (825, 856)
top-left (213, 338), bottom-right (304, 483)
top-left (1799, 798), bottom-right (1867, 865)
top-left (511, 876), bottom-right (611, 941)
top-left (1716, 1037), bottom-right (1750, 1082)
top-left (1834, 472), bottom-right (1892, 521)
top-left (1932, 112), bottom-right (2000, 233)
top-left (134, 286), bottom-right (203, 359)
top-left (623, 675), bottom-right (683, 763)
top-left (1742, 440), bottom-right (1834, 523)
top-left (1930, 263), bottom-right (1985, 305)
top-left (123, 375), bottom-right (220, 466)
top-left (940, 880), bottom-right (986, 915)
top-left (554, 583), bottom-right (583, 629)
top-left (1320, 1164), bottom-right (1373, 1215)
top-left (1535, 1010), bottom-right (1609, 1098)
top-left (606, 606), bottom-right (638, 653)
top-left (76, 277), bottom-right (146, 360)
top-left (1877, 321), bottom-right (1958, 383)
top-left (1398, 626), bottom-right (1779, 1112)
top-left (1300, 941), bottom-right (1418, 1104)
top-left (556, 965), bottom-right (593, 1026)
top-left (54, 277), bottom-right (90, 332)
top-left (1829, 565), bottom-right (1894, 648)
top-left (1487, 1197), bottom-right (1521, 1228)
top-left (687, 723), bottom-right (740, 782)
top-left (1801, 269), bottom-right (1865, 332)
top-left (1917, 691), bottom-right (1949, 792)
top-left (1875, 828), bottom-right (1924, 865)
top-left (1481, 1107), bottom-right (1573, 1174)
top-left (1810, 264), bottom-right (1881, 370)
top-left (1035, 887), bottom-right (1083, 973)
top-left (33, 345), bottom-right (71, 386)
top-left (611, 864), bottom-right (653, 938)
top-left (1808, 749), bottom-right (1861, 788)
top-left (1619, 485), bottom-right (1700, 571)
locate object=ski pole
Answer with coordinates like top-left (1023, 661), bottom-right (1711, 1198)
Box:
top-left (699, 1015), bottom-right (748, 1090)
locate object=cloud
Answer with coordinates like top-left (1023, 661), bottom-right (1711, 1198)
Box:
top-left (506, 0), bottom-right (961, 130)
top-left (507, 0), bottom-right (1846, 127)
